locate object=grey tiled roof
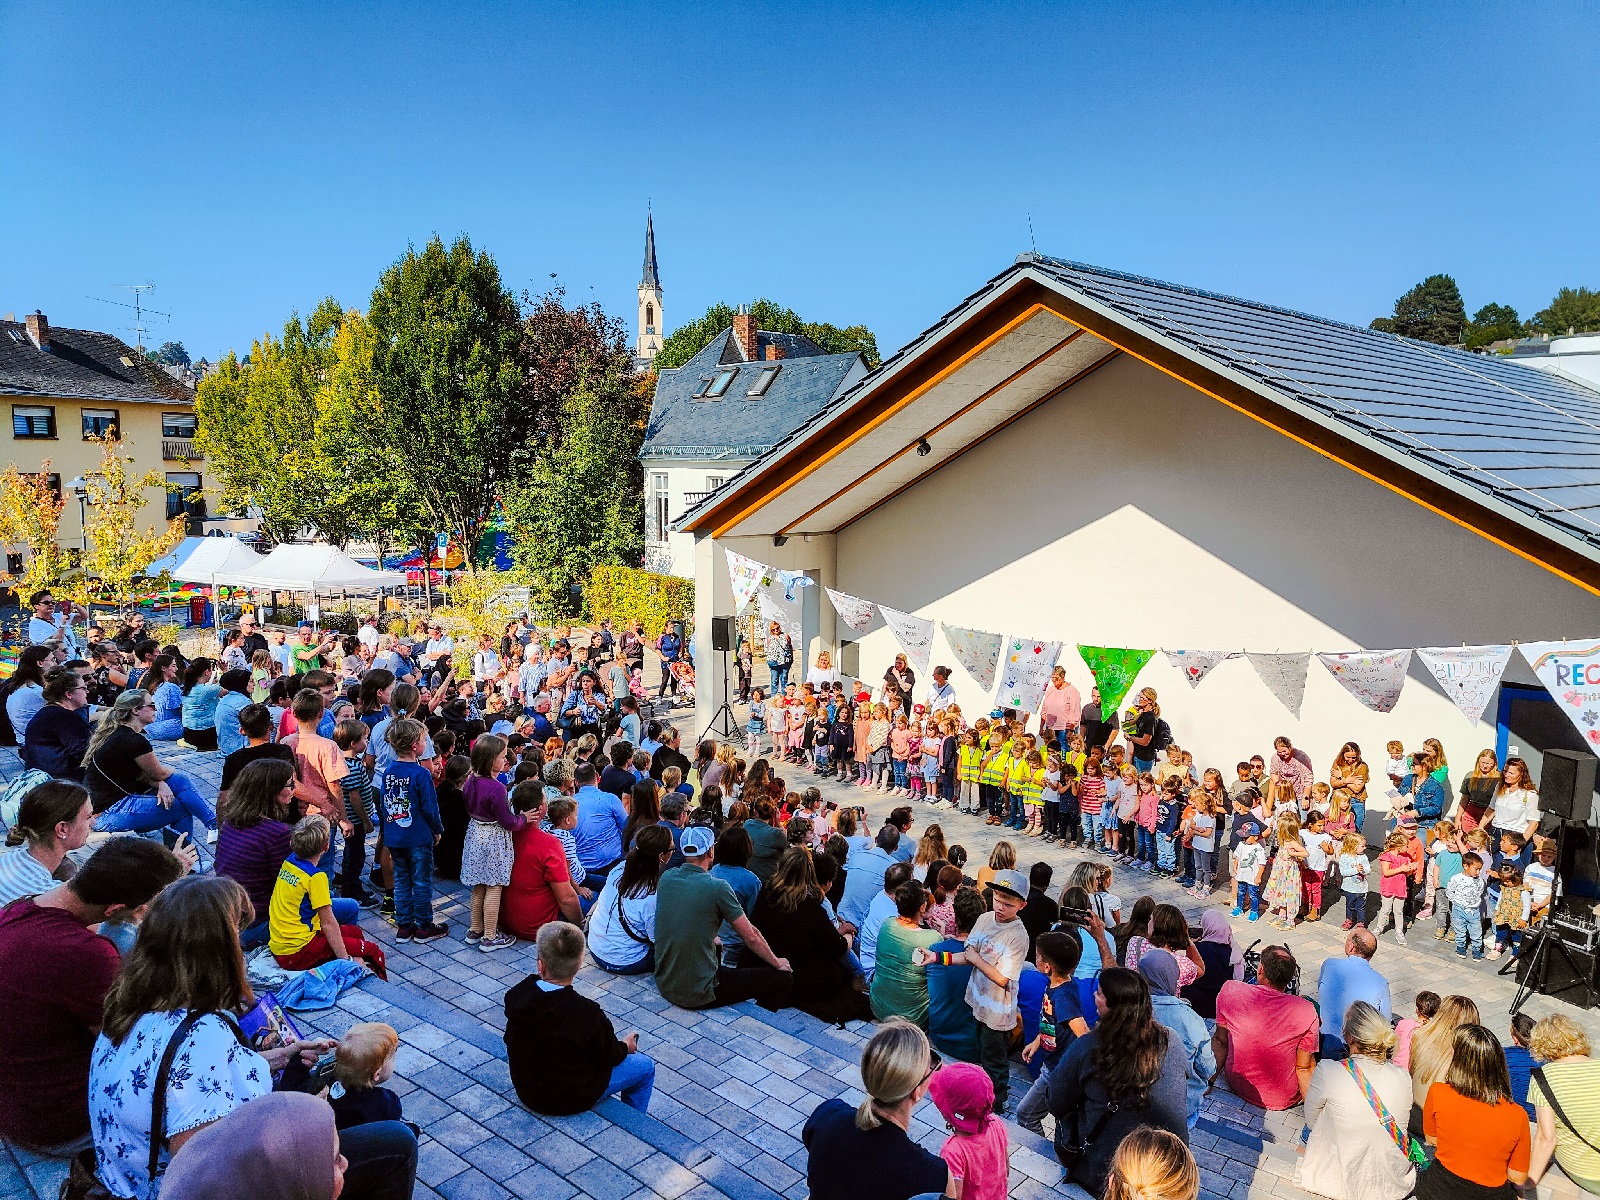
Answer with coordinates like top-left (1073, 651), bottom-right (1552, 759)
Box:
top-left (0, 320), bottom-right (195, 404)
top-left (1028, 255), bottom-right (1600, 550)
top-left (641, 328), bottom-right (862, 460)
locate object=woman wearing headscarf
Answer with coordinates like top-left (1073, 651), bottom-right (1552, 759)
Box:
top-left (1139, 952), bottom-right (1216, 1130)
top-left (161, 1093), bottom-right (343, 1200)
top-left (1180, 910), bottom-right (1243, 1022)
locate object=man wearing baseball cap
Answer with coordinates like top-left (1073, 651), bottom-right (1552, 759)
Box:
top-left (653, 825), bottom-right (794, 1012)
top-left (915, 868), bottom-right (1030, 1113)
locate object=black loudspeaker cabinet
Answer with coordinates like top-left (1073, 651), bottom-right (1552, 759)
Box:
top-left (1517, 932), bottom-right (1599, 1010)
top-left (710, 617), bottom-right (736, 652)
top-left (1542, 749), bottom-right (1598, 824)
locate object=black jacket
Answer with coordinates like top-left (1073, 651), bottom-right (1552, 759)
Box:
top-left (504, 978), bottom-right (628, 1116)
top-left (599, 765), bottom-right (637, 798)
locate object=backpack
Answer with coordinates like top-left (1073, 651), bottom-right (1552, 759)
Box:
top-left (0, 768), bottom-right (53, 832)
top-left (1151, 718), bottom-right (1174, 753)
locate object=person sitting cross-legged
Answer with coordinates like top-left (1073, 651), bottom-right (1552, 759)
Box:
top-left (504, 920), bottom-right (656, 1114)
top-left (269, 814), bottom-right (387, 979)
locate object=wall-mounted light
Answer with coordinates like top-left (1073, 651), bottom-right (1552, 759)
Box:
top-left (773, 535), bottom-right (788, 547)
top-left (916, 439), bottom-right (932, 457)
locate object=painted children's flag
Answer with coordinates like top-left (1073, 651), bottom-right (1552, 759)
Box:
top-left (998, 638), bottom-right (1064, 713)
top-left (879, 606), bottom-right (935, 674)
top-left (757, 584), bottom-right (801, 642)
top-left (1416, 645), bottom-right (1514, 724)
top-left (825, 588), bottom-right (877, 634)
top-left (775, 569), bottom-right (813, 603)
top-left (941, 624), bottom-right (1005, 692)
top-left (724, 549), bottom-right (771, 614)
top-left (1246, 652), bottom-right (1311, 719)
top-left (1163, 649), bottom-right (1241, 689)
top-left (1519, 640), bottom-right (1600, 750)
top-left (1316, 649), bottom-right (1413, 714)
top-left (1076, 646), bottom-right (1153, 714)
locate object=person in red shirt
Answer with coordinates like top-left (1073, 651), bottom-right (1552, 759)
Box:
top-left (0, 837), bottom-right (184, 1154)
top-left (501, 777), bottom-right (583, 940)
top-left (1210, 944), bottom-right (1319, 1110)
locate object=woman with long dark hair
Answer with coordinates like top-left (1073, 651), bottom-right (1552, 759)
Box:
top-left (138, 653), bottom-right (184, 740)
top-left (1418, 1025), bottom-right (1530, 1200)
top-left (179, 657), bottom-right (222, 750)
top-left (622, 777), bottom-right (661, 853)
top-left (1047, 966), bottom-right (1189, 1194)
top-left (751, 846), bottom-right (868, 1023)
top-left (588, 825), bottom-right (673, 975)
top-left (2, 643), bottom-right (55, 742)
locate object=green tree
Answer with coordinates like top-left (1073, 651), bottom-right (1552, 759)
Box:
top-left (1375, 274), bottom-right (1467, 345)
top-left (655, 298), bottom-right (880, 370)
top-left (152, 341), bottom-right (190, 367)
top-left (506, 362), bottom-right (647, 616)
top-left (367, 236), bottom-right (531, 552)
top-left (1531, 287), bottom-right (1600, 336)
top-left (1464, 302), bottom-right (1524, 350)
top-left (75, 434), bottom-right (186, 613)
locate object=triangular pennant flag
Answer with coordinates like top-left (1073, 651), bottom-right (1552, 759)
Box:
top-left (724, 549), bottom-right (771, 614)
top-left (1316, 649), bottom-right (1413, 713)
top-left (1519, 640), bottom-right (1600, 750)
top-left (757, 582), bottom-right (801, 642)
top-left (826, 588), bottom-right (877, 634)
top-left (996, 637), bottom-right (1064, 712)
top-left (1162, 650), bottom-right (1242, 690)
top-left (1077, 646), bottom-right (1155, 715)
top-left (1416, 646), bottom-right (1514, 724)
top-left (1246, 652), bottom-right (1311, 719)
top-left (941, 623), bottom-right (1005, 692)
top-left (878, 606), bottom-right (934, 674)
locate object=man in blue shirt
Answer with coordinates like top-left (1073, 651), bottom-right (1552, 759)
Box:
top-left (213, 669), bottom-right (255, 756)
top-left (838, 826), bottom-right (898, 930)
top-left (885, 808), bottom-right (916, 864)
top-left (1313, 927), bottom-right (1392, 1059)
top-left (573, 762), bottom-right (627, 887)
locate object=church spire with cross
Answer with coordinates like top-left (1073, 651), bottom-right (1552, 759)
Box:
top-left (636, 208), bottom-right (663, 367)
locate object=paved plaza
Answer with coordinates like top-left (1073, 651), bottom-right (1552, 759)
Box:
top-left (3, 726), bottom-right (1597, 1200)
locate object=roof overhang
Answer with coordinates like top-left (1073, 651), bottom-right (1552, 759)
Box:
top-left (678, 262), bottom-right (1600, 598)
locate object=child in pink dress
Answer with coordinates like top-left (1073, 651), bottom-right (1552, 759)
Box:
top-left (929, 1062), bottom-right (1008, 1200)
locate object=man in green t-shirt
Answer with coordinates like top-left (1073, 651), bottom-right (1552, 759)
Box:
top-left (653, 827), bottom-right (793, 1010)
top-left (291, 624), bottom-right (340, 674)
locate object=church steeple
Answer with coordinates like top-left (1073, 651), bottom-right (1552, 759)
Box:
top-left (636, 209), bottom-right (664, 366)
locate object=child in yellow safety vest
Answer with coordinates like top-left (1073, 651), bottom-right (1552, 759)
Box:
top-left (958, 728), bottom-right (985, 816)
top-left (979, 726), bottom-right (1012, 827)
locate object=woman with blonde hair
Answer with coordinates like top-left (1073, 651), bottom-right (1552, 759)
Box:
top-left (83, 690), bottom-right (217, 841)
top-left (974, 839), bottom-right (1015, 896)
top-left (1528, 1014), bottom-right (1600, 1194)
top-left (1127, 687), bottom-right (1162, 772)
top-left (801, 1018), bottom-right (952, 1200)
top-left (1409, 995), bottom-right (1481, 1119)
top-left (1105, 1128), bottom-right (1199, 1200)
top-left (1295, 1000), bottom-right (1417, 1200)
top-left (914, 824), bottom-right (948, 868)
top-left (1457, 748), bottom-right (1501, 832)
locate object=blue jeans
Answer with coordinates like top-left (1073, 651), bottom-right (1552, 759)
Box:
top-left (338, 1119), bottom-right (419, 1200)
top-left (1350, 799), bottom-right (1366, 833)
top-left (93, 772), bottom-right (216, 841)
top-left (893, 760), bottom-right (909, 789)
top-left (1235, 881), bottom-right (1260, 915)
top-left (591, 947), bottom-right (655, 975)
top-left (767, 664), bottom-right (789, 693)
top-left (1136, 826), bottom-right (1155, 864)
top-left (1320, 1034), bottom-right (1348, 1061)
top-left (1087, 811), bottom-right (1104, 844)
top-left (390, 844), bottom-right (435, 929)
top-left (608, 1052), bottom-right (656, 1112)
top-left (1454, 903), bottom-right (1484, 954)
top-left (1133, 757), bottom-right (1154, 775)
top-left (1157, 832), bottom-right (1176, 871)
top-left (1345, 890), bottom-right (1367, 924)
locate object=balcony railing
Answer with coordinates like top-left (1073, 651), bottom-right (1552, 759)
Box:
top-left (163, 438), bottom-right (202, 461)
top-left (682, 489), bottom-right (715, 508)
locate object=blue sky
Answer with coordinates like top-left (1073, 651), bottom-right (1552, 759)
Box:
top-left (3, 2), bottom-right (1596, 362)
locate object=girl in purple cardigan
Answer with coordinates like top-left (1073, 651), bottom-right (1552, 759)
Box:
top-left (460, 734), bottom-right (526, 952)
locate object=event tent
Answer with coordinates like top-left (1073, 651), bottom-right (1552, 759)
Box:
top-left (230, 543), bottom-right (406, 592)
top-left (146, 535), bottom-right (265, 584)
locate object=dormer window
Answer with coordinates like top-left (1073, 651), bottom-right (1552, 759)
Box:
top-left (745, 365), bottom-right (781, 397)
top-left (703, 368), bottom-right (738, 399)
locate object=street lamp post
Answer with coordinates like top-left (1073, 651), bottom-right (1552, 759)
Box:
top-left (66, 477), bottom-right (89, 555)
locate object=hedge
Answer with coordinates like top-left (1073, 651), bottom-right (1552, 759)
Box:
top-left (586, 565), bottom-right (694, 638)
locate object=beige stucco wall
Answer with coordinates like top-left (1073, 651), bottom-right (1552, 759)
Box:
top-left (829, 352), bottom-right (1600, 795)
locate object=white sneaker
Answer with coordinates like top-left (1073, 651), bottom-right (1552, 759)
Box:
top-left (1395, 935), bottom-right (1407, 946)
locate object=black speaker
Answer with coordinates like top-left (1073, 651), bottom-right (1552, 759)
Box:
top-left (1542, 749), bottom-right (1598, 823)
top-left (1518, 932), bottom-right (1599, 1009)
top-left (710, 617), bottom-right (736, 652)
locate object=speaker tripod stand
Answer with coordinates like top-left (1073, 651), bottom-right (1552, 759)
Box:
top-left (698, 647), bottom-right (741, 743)
top-left (1509, 923), bottom-right (1600, 1015)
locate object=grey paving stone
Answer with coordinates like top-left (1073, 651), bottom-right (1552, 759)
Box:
top-left (504, 1162), bottom-right (581, 1200)
top-left (568, 1157), bottom-right (648, 1200)
top-left (416, 1138), bottom-right (471, 1188)
top-left (427, 1110), bottom-right (497, 1154)
top-left (435, 1167), bottom-right (511, 1200)
top-left (528, 1130), bottom-right (596, 1175)
top-left (627, 1152), bottom-right (702, 1200)
top-left (464, 1137), bottom-right (535, 1183)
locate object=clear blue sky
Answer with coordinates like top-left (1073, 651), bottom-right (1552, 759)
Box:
top-left (3, 2), bottom-right (1596, 362)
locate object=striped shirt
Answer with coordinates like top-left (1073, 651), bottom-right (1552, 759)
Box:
top-left (0, 847), bottom-right (53, 906)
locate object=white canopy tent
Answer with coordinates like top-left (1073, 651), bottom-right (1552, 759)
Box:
top-left (230, 543), bottom-right (406, 592)
top-left (146, 535), bottom-right (265, 584)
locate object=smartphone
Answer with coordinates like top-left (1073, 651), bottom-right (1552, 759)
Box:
top-left (1061, 906), bottom-right (1095, 926)
top-left (308, 1050), bottom-right (338, 1090)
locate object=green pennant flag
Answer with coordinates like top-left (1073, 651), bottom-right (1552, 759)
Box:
top-left (1077, 645), bottom-right (1156, 715)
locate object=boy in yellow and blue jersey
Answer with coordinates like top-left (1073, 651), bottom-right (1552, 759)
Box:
top-left (270, 814), bottom-right (387, 978)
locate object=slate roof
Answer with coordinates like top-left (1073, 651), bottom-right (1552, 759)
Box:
top-left (641, 327), bottom-right (863, 460)
top-left (1026, 255), bottom-right (1600, 551)
top-left (0, 319), bottom-right (195, 404)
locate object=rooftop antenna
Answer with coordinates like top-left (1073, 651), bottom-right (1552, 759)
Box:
top-left (87, 283), bottom-right (170, 352)
top-left (1027, 213), bottom-right (1037, 254)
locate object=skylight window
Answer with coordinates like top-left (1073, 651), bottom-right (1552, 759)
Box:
top-left (745, 365), bottom-right (781, 397)
top-left (704, 368), bottom-right (738, 399)
top-left (691, 378), bottom-right (712, 399)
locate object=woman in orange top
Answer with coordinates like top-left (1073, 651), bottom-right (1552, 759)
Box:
top-left (1419, 1024), bottom-right (1531, 1200)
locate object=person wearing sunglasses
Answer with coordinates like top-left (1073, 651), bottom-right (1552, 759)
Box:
top-left (802, 1018), bottom-right (956, 1200)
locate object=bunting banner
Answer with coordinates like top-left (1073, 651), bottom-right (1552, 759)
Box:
top-left (941, 623), bottom-right (1005, 692)
top-left (878, 606), bottom-right (935, 674)
top-left (1519, 640), bottom-right (1600, 750)
top-left (1416, 645), bottom-right (1515, 725)
top-left (1163, 649), bottom-right (1242, 690)
top-left (825, 588), bottom-right (877, 634)
top-left (756, 583), bottom-right (802, 643)
top-left (724, 549), bottom-right (770, 614)
top-left (1077, 646), bottom-right (1154, 715)
top-left (1246, 652), bottom-right (1311, 719)
top-left (997, 638), bottom-right (1064, 713)
top-left (775, 569), bottom-right (814, 603)
top-left (1316, 649), bottom-right (1413, 714)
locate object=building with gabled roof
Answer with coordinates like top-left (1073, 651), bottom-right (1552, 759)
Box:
top-left (677, 254), bottom-right (1600, 800)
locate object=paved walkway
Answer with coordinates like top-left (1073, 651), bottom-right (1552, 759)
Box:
top-left (2, 725), bottom-right (1596, 1200)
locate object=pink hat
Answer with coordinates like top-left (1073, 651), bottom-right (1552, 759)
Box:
top-left (927, 1062), bottom-right (993, 1135)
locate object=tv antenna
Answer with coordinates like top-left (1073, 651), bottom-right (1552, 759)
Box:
top-left (87, 283), bottom-right (170, 352)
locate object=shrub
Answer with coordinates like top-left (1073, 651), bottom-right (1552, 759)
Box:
top-left (386, 617), bottom-right (411, 638)
top-left (586, 565), bottom-right (693, 639)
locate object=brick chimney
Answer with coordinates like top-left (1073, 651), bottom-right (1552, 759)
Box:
top-left (732, 306), bottom-right (756, 361)
top-left (764, 342), bottom-right (785, 361)
top-left (24, 310), bottom-right (48, 350)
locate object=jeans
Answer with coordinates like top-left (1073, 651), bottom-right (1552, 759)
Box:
top-left (1194, 849), bottom-right (1214, 892)
top-left (1494, 924), bottom-right (1524, 954)
top-left (1320, 1034), bottom-right (1348, 1061)
top-left (1454, 903), bottom-right (1485, 954)
top-left (338, 1119), bottom-right (419, 1200)
top-left (1350, 800), bottom-right (1366, 835)
top-left (893, 760), bottom-right (909, 789)
top-left (1155, 832), bottom-right (1175, 871)
top-left (1060, 801), bottom-right (1082, 843)
top-left (767, 664), bottom-right (790, 693)
top-left (592, 947), bottom-right (655, 975)
top-left (1235, 881), bottom-right (1260, 915)
top-left (1086, 810), bottom-right (1104, 845)
top-left (1345, 890), bottom-right (1367, 924)
top-left (390, 844), bottom-right (435, 929)
top-left (607, 1052), bottom-right (656, 1112)
top-left (1017, 1063), bottom-right (1052, 1133)
top-left (92, 771), bottom-right (216, 841)
top-left (1133, 757), bottom-right (1154, 775)
top-left (1136, 826), bottom-right (1155, 864)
